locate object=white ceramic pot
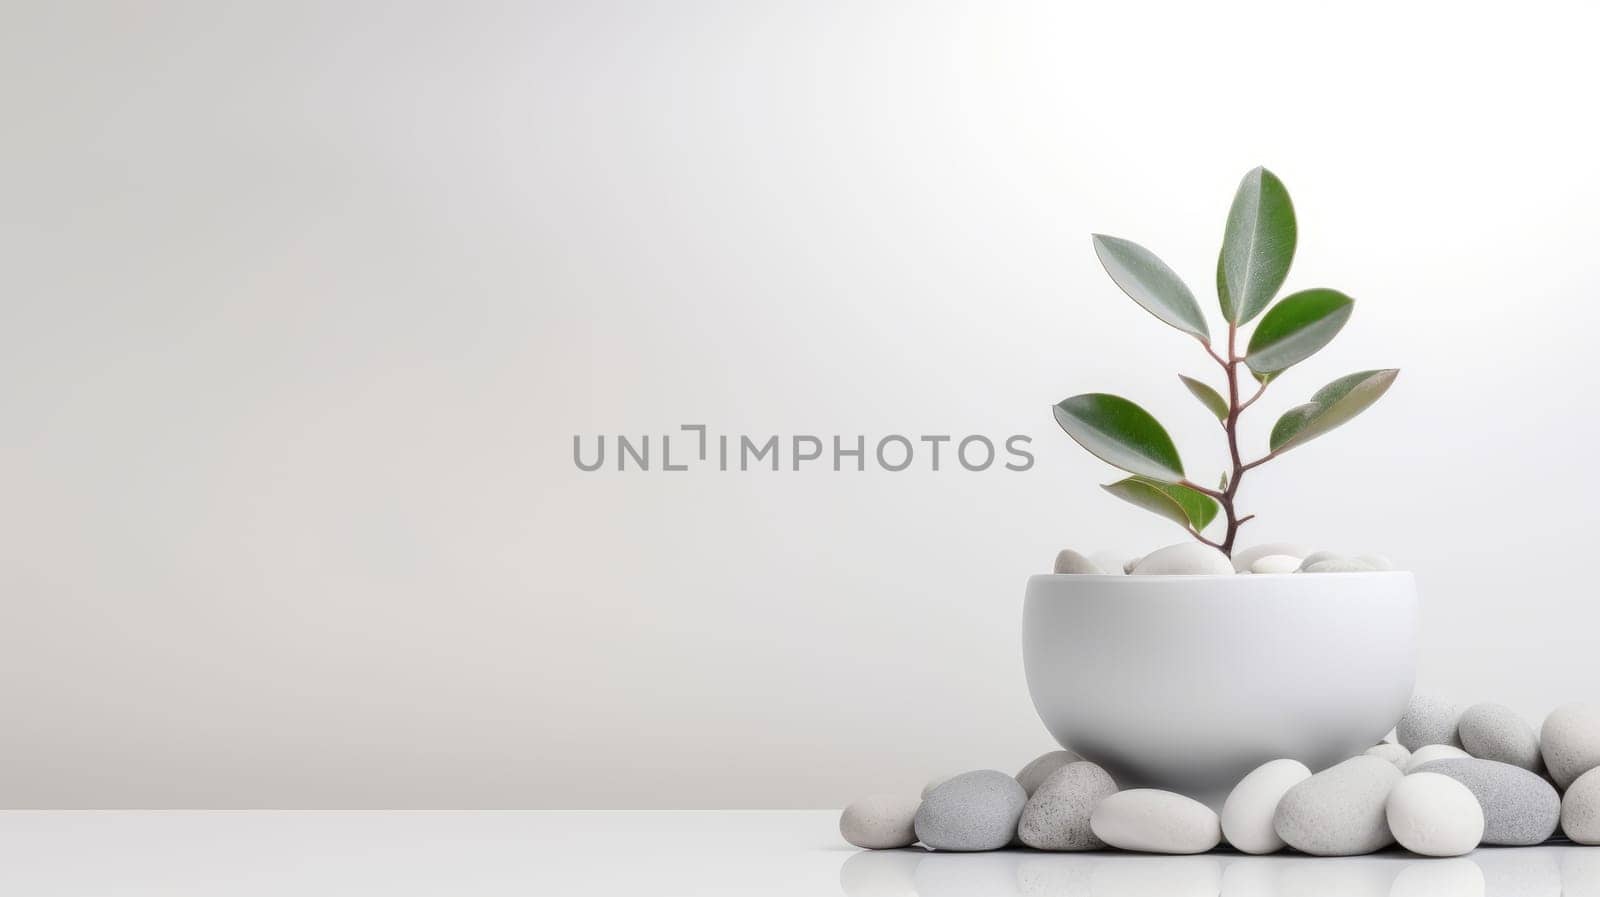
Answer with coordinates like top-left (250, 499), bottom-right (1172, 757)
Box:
top-left (1022, 571), bottom-right (1417, 807)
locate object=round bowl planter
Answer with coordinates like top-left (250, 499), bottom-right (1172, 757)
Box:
top-left (1022, 571), bottom-right (1417, 807)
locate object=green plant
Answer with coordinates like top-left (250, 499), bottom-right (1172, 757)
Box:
top-left (1054, 167), bottom-right (1397, 557)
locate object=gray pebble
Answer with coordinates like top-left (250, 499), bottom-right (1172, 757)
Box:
top-left (840, 794), bottom-right (922, 849)
top-left (1542, 703), bottom-right (1600, 790)
top-left (1017, 761), bottom-right (1117, 850)
top-left (1052, 549), bottom-right (1104, 574)
top-left (1563, 767), bottom-right (1600, 844)
top-left (1364, 742), bottom-right (1412, 769)
top-left (1015, 749), bottom-right (1083, 796)
top-left (1413, 757), bottom-right (1560, 846)
top-left (1397, 693), bottom-right (1465, 750)
top-left (914, 770), bottom-right (1027, 851)
top-left (1273, 756), bottom-right (1402, 855)
top-left (922, 772), bottom-right (958, 799)
top-left (1459, 702), bottom-right (1542, 771)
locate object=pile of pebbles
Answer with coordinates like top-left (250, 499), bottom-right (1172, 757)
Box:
top-left (840, 696), bottom-right (1600, 857)
top-left (1054, 541), bottom-right (1393, 575)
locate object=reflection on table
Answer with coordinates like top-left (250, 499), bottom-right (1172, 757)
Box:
top-left (840, 842), bottom-right (1600, 897)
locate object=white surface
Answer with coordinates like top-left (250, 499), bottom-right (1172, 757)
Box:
top-left (1023, 573), bottom-right (1416, 804)
top-left (0, 810), bottom-right (1593, 896)
top-left (6, 0), bottom-right (1600, 808)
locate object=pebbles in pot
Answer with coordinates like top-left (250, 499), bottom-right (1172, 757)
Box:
top-left (1129, 543), bottom-right (1233, 575)
top-left (1542, 703), bottom-right (1600, 790)
top-left (1090, 789), bottom-right (1221, 854)
top-left (914, 770), bottom-right (1026, 852)
top-left (1017, 761), bottom-right (1117, 851)
top-left (1273, 756), bottom-right (1403, 856)
top-left (1386, 772), bottom-right (1484, 857)
top-left (1397, 693), bottom-right (1465, 750)
top-left (840, 794), bottom-right (922, 849)
top-left (1412, 757), bottom-right (1560, 846)
top-left (1459, 702), bottom-right (1542, 772)
top-left (1052, 549), bottom-right (1104, 575)
top-left (1230, 542), bottom-right (1312, 573)
top-left (1221, 758), bottom-right (1311, 854)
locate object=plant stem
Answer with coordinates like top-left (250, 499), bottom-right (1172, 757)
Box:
top-left (1187, 327), bottom-right (1276, 557)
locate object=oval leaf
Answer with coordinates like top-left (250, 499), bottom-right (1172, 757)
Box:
top-left (1269, 369), bottom-right (1399, 452)
top-left (1053, 393), bottom-right (1185, 482)
top-left (1092, 235), bottom-right (1210, 342)
top-left (1103, 477), bottom-right (1219, 531)
top-left (1245, 289), bottom-right (1355, 373)
top-left (1220, 167), bottom-right (1297, 324)
top-left (1179, 375), bottom-right (1229, 421)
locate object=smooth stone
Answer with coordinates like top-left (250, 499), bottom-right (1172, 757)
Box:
top-left (1386, 772), bottom-right (1484, 856)
top-left (1459, 702), bottom-right (1542, 771)
top-left (1230, 542), bottom-right (1313, 573)
top-left (840, 794), bottom-right (922, 849)
top-left (1088, 550), bottom-right (1128, 575)
top-left (1089, 789), bottom-right (1221, 854)
top-left (1122, 556), bottom-right (1143, 574)
top-left (1413, 757), bottom-right (1561, 845)
top-left (1015, 750), bottom-right (1083, 796)
top-left (1294, 550), bottom-right (1345, 571)
top-left (1542, 703), bottom-right (1600, 789)
top-left (1406, 743), bottom-right (1472, 771)
top-left (1273, 756), bottom-right (1402, 856)
top-left (1397, 693), bottom-right (1465, 750)
top-left (1302, 558), bottom-right (1378, 573)
top-left (1356, 553), bottom-right (1396, 571)
top-left (1248, 554), bottom-right (1302, 575)
top-left (1052, 549), bottom-right (1104, 575)
top-left (1365, 742), bottom-right (1413, 769)
top-left (922, 772), bottom-right (958, 799)
top-left (1563, 766), bottom-right (1600, 844)
top-left (1129, 542), bottom-right (1234, 576)
top-left (1017, 761), bottom-right (1118, 850)
top-left (1220, 758), bottom-right (1311, 854)
top-left (914, 770), bottom-right (1026, 851)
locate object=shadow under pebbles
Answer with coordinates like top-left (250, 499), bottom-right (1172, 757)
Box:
top-left (836, 846), bottom-right (1597, 897)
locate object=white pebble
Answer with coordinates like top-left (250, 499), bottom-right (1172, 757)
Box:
top-left (1088, 550), bottom-right (1129, 575)
top-left (1295, 550), bottom-right (1345, 570)
top-left (1303, 558), bottom-right (1378, 573)
top-left (1089, 789), bottom-right (1221, 854)
top-left (1052, 549), bottom-right (1104, 574)
top-left (1248, 554), bottom-right (1302, 575)
top-left (1406, 744), bottom-right (1472, 771)
top-left (1356, 554), bottom-right (1396, 571)
top-left (1386, 772), bottom-right (1484, 856)
top-left (1542, 703), bottom-right (1600, 789)
top-left (1130, 543), bottom-right (1234, 576)
top-left (1122, 556), bottom-right (1143, 574)
top-left (1365, 742), bottom-right (1413, 769)
top-left (1564, 766), bottom-right (1600, 844)
top-left (1230, 542), bottom-right (1313, 573)
top-left (840, 794), bottom-right (922, 849)
top-left (1221, 758), bottom-right (1311, 854)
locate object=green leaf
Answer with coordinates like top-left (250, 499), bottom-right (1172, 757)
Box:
top-left (1053, 393), bottom-right (1185, 483)
top-left (1269, 369), bottom-right (1400, 452)
top-left (1092, 235), bottom-right (1210, 342)
top-left (1179, 375), bottom-right (1229, 421)
top-left (1220, 167), bottom-right (1297, 324)
top-left (1245, 289), bottom-right (1355, 374)
top-left (1103, 477), bottom-right (1220, 532)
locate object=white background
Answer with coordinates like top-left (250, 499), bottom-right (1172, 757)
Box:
top-left (4, 0), bottom-right (1600, 808)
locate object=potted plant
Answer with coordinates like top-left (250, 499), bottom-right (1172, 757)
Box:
top-left (1022, 168), bottom-right (1418, 806)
